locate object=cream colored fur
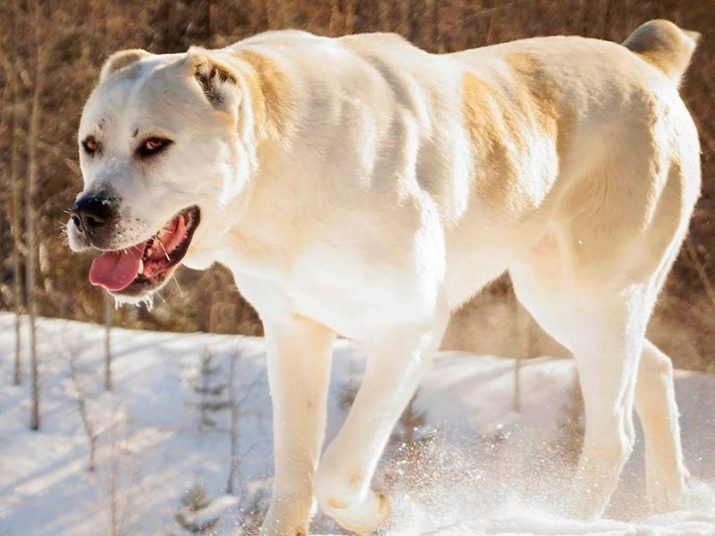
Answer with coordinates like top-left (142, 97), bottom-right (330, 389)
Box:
top-left (69, 19), bottom-right (701, 535)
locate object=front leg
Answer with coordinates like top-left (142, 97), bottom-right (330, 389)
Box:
top-left (315, 315), bottom-right (447, 534)
top-left (260, 315), bottom-right (335, 536)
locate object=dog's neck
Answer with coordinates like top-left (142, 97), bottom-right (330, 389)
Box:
top-left (210, 50), bottom-right (300, 276)
top-left (231, 49), bottom-right (296, 145)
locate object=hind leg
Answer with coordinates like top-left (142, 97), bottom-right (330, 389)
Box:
top-left (565, 292), bottom-right (647, 518)
top-left (510, 254), bottom-right (654, 518)
top-left (635, 339), bottom-right (687, 512)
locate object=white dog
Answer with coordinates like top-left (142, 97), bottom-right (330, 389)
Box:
top-left (68, 19), bottom-right (700, 535)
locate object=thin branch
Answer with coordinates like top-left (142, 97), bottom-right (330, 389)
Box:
top-left (441, 0), bottom-right (533, 36)
top-left (26, 0), bottom-right (44, 431)
top-left (68, 354), bottom-right (98, 472)
top-left (37, 140), bottom-right (80, 174)
top-left (685, 236), bottom-right (715, 309)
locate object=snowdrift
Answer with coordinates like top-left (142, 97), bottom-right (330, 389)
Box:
top-left (0, 314), bottom-right (713, 535)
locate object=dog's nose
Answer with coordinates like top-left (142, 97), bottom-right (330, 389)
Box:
top-left (71, 195), bottom-right (117, 235)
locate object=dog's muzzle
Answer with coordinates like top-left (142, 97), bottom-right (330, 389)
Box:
top-left (70, 192), bottom-right (120, 247)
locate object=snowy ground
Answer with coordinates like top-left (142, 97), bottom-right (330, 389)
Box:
top-left (0, 313), bottom-right (714, 536)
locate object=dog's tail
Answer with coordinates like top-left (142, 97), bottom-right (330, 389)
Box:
top-left (623, 19), bottom-right (700, 85)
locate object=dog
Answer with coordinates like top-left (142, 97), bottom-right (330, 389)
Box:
top-left (68, 19), bottom-right (700, 535)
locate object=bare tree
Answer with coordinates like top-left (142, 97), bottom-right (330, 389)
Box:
top-left (226, 359), bottom-right (265, 495)
top-left (397, 0), bottom-right (411, 41)
top-left (104, 293), bottom-right (113, 390)
top-left (377, 0), bottom-right (391, 31)
top-left (274, 0), bottom-right (294, 29)
top-left (685, 236), bottom-right (715, 308)
top-left (426, 0), bottom-right (441, 50)
top-left (26, 0), bottom-right (45, 431)
top-left (68, 353), bottom-right (99, 471)
top-left (9, 0), bottom-right (24, 387)
top-left (328, 0), bottom-right (359, 35)
top-left (105, 408), bottom-right (136, 536)
top-left (329, 0), bottom-right (342, 35)
top-left (225, 351), bottom-right (240, 494)
top-left (513, 300), bottom-right (532, 413)
top-left (108, 412), bottom-right (120, 536)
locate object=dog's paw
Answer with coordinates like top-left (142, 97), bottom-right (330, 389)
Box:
top-left (323, 489), bottom-right (390, 535)
top-left (260, 494), bottom-right (313, 536)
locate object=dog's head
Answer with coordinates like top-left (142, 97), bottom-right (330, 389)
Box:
top-left (68, 47), bottom-right (259, 302)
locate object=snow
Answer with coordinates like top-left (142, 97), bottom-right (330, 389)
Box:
top-left (0, 313), bottom-right (713, 535)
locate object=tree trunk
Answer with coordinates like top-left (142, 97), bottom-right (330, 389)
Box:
top-left (109, 416), bottom-right (120, 536)
top-left (377, 0), bottom-right (391, 31)
top-left (104, 293), bottom-right (113, 391)
top-left (329, 0), bottom-right (340, 35)
top-left (10, 0), bottom-right (23, 387)
top-left (429, 0), bottom-right (440, 51)
top-left (398, 0), bottom-right (411, 41)
top-left (513, 300), bottom-right (532, 413)
top-left (69, 355), bottom-right (98, 472)
top-left (26, 0), bottom-right (43, 431)
top-left (225, 352), bottom-right (239, 494)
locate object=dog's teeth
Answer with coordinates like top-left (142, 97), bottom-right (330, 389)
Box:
top-left (138, 259), bottom-right (144, 274)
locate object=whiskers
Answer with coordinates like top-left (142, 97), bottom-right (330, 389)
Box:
top-left (56, 221), bottom-right (70, 245)
top-left (155, 289), bottom-right (168, 305)
top-left (171, 274), bottom-right (184, 296)
top-left (157, 239), bottom-right (171, 261)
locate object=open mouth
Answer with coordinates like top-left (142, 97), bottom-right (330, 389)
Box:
top-left (89, 206), bottom-right (200, 295)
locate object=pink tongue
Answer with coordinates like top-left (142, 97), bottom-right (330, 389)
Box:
top-left (89, 245), bottom-right (145, 292)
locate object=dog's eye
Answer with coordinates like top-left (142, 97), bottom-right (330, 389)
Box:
top-left (81, 136), bottom-right (100, 157)
top-left (137, 137), bottom-right (173, 158)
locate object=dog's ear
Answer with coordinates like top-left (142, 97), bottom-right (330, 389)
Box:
top-left (186, 48), bottom-right (241, 113)
top-left (100, 49), bottom-right (152, 82)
